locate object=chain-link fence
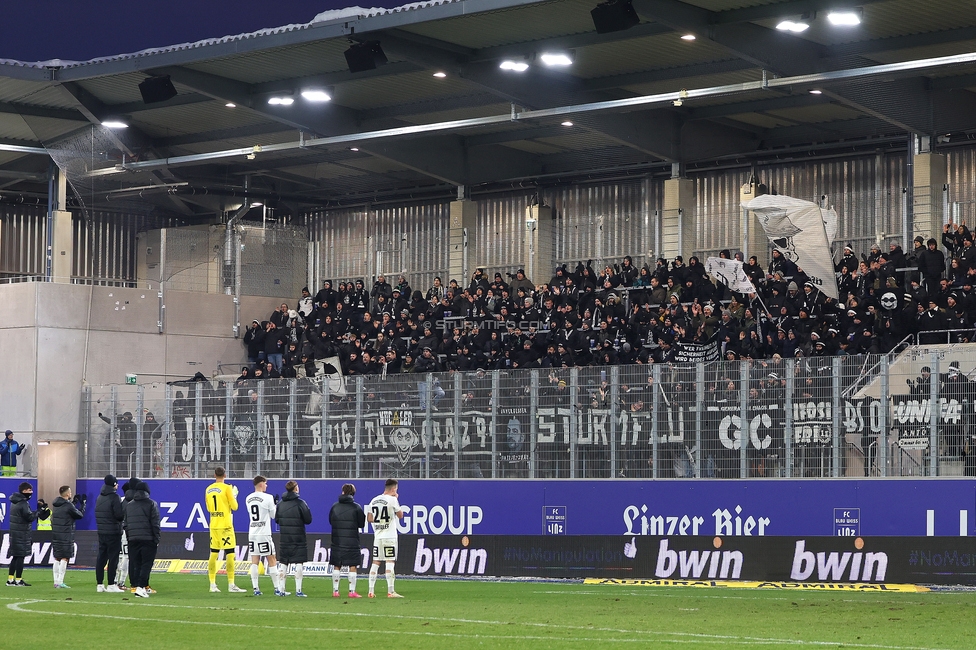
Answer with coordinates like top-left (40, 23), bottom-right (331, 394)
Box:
top-left (82, 350), bottom-right (976, 480)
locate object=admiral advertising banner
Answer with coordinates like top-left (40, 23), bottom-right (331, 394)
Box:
top-left (66, 478), bottom-right (976, 538)
top-left (39, 531), bottom-right (976, 585)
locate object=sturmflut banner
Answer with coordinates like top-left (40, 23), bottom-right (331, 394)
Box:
top-left (143, 394), bottom-right (887, 478)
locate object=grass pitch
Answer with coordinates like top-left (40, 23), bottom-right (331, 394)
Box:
top-left (2, 569), bottom-right (973, 649)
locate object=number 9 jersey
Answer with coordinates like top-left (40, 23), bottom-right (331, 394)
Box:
top-left (245, 492), bottom-right (276, 537)
top-left (367, 494), bottom-right (403, 540)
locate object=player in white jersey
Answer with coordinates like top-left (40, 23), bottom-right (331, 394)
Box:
top-left (246, 476), bottom-right (285, 596)
top-left (366, 478), bottom-right (405, 598)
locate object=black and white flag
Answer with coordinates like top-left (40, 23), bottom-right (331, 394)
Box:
top-left (705, 257), bottom-right (757, 295)
top-left (743, 194), bottom-right (840, 300)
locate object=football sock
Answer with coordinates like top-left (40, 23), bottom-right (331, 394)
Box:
top-left (294, 564), bottom-right (304, 592)
top-left (52, 562), bottom-right (59, 585)
top-left (117, 556), bottom-right (128, 585)
top-left (249, 564), bottom-right (259, 589)
top-left (207, 552), bottom-right (219, 584)
top-left (348, 570), bottom-right (357, 593)
top-left (332, 566), bottom-right (340, 592)
top-left (267, 565), bottom-right (279, 591)
top-left (60, 559), bottom-right (69, 584)
top-left (386, 568), bottom-right (395, 594)
top-left (369, 564), bottom-right (379, 593)
top-left (226, 553), bottom-right (236, 584)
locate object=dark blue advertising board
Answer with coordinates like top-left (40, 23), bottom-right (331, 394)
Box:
top-left (61, 478), bottom-right (976, 538)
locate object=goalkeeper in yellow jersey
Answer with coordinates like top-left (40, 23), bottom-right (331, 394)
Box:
top-left (206, 467), bottom-right (245, 593)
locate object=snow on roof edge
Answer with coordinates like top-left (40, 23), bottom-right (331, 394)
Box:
top-left (0, 1), bottom-right (458, 70)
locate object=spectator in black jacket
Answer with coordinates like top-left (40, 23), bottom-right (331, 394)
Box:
top-left (275, 481), bottom-right (313, 597)
top-left (264, 321), bottom-right (286, 371)
top-left (243, 320), bottom-right (265, 364)
top-left (51, 485), bottom-right (86, 588)
top-left (124, 478), bottom-right (160, 598)
top-left (329, 483), bottom-right (366, 598)
top-left (6, 483), bottom-right (49, 586)
top-left (918, 238), bottom-right (946, 297)
top-left (95, 474), bottom-right (125, 593)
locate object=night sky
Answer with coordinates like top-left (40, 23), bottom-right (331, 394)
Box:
top-left (0, 0), bottom-right (407, 63)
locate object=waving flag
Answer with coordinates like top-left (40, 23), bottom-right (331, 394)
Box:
top-left (705, 257), bottom-right (757, 295)
top-left (743, 194), bottom-right (840, 300)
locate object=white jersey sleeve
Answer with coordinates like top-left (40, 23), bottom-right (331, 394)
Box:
top-left (246, 492), bottom-right (276, 537)
top-left (368, 495), bottom-right (403, 540)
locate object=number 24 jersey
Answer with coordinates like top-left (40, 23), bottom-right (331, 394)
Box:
top-left (368, 495), bottom-right (403, 540)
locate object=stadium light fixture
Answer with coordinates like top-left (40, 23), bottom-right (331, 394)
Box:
top-left (101, 119), bottom-right (128, 129)
top-left (433, 72), bottom-right (447, 78)
top-left (680, 34), bottom-right (697, 41)
top-left (827, 9), bottom-right (861, 26)
top-left (301, 89), bottom-right (332, 102)
top-left (500, 60), bottom-right (530, 72)
top-left (250, 201), bottom-right (263, 207)
top-left (268, 96), bottom-right (295, 106)
top-left (349, 147), bottom-right (360, 152)
top-left (225, 102), bottom-right (237, 108)
top-left (540, 52), bottom-right (574, 67)
top-left (776, 20), bottom-right (810, 32)
top-left (809, 89), bottom-right (823, 94)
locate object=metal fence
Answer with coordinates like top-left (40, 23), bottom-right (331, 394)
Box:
top-left (82, 350), bottom-right (976, 480)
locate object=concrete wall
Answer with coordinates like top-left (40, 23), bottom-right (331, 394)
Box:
top-left (0, 283), bottom-right (286, 449)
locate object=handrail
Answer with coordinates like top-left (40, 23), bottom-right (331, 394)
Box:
top-left (0, 274), bottom-right (138, 287)
top-left (841, 333), bottom-right (914, 398)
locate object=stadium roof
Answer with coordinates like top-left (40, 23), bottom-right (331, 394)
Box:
top-left (2, 0), bottom-right (976, 216)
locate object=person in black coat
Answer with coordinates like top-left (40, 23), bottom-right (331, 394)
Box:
top-left (6, 483), bottom-right (49, 586)
top-left (275, 481), bottom-right (313, 596)
top-left (95, 474), bottom-right (125, 592)
top-left (123, 478), bottom-right (160, 598)
top-left (51, 485), bottom-right (86, 588)
top-left (329, 483), bottom-right (366, 598)
top-left (917, 238), bottom-right (946, 297)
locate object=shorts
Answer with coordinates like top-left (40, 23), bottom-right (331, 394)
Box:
top-left (210, 527), bottom-right (237, 552)
top-left (372, 537), bottom-right (398, 562)
top-left (120, 532), bottom-right (128, 557)
top-left (248, 535), bottom-right (276, 557)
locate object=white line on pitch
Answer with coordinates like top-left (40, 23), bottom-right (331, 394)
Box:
top-left (3, 597), bottom-right (953, 650)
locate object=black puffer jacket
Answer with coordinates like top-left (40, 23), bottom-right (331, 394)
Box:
top-left (7, 492), bottom-right (47, 557)
top-left (275, 491), bottom-right (312, 564)
top-left (123, 480), bottom-right (160, 544)
top-left (95, 483), bottom-right (124, 537)
top-left (51, 496), bottom-right (85, 558)
top-left (329, 494), bottom-right (366, 567)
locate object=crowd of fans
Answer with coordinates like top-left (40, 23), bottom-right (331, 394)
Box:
top-left (240, 223), bottom-right (976, 378)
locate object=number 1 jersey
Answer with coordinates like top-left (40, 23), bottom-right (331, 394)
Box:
top-left (206, 482), bottom-right (237, 529)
